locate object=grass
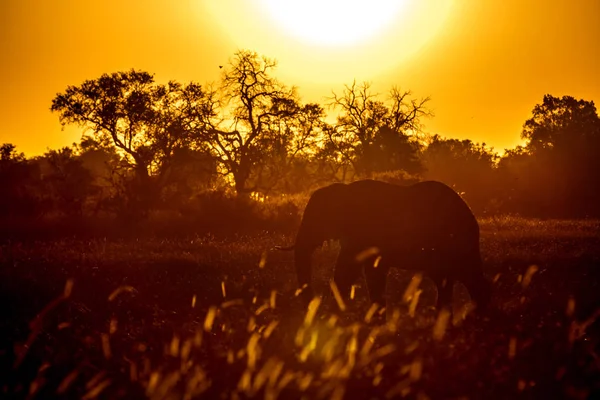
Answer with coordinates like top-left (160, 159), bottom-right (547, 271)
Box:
top-left (1, 218), bottom-right (599, 399)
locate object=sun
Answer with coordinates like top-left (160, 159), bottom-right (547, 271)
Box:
top-left (258, 0), bottom-right (410, 47)
top-left (199, 0), bottom-right (454, 85)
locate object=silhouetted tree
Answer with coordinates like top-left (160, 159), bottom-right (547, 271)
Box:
top-left (497, 146), bottom-right (545, 216)
top-left (499, 95), bottom-right (600, 217)
top-left (371, 126), bottom-right (423, 174)
top-left (38, 147), bottom-right (97, 216)
top-left (249, 102), bottom-right (327, 194)
top-left (328, 81), bottom-right (430, 177)
top-left (522, 95), bottom-right (600, 153)
top-left (51, 70), bottom-right (214, 215)
top-left (200, 50), bottom-right (324, 196)
top-left (422, 135), bottom-right (499, 214)
top-left (1, 143), bottom-right (25, 163)
top-left (0, 144), bottom-right (44, 218)
top-left (76, 136), bottom-right (121, 194)
top-left (161, 147), bottom-right (218, 209)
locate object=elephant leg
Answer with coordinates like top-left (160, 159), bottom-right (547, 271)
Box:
top-left (363, 263), bottom-right (388, 307)
top-left (332, 247), bottom-right (363, 301)
top-left (433, 275), bottom-right (454, 311)
top-left (462, 272), bottom-right (492, 312)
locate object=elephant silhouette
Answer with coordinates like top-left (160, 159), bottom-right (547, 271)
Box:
top-left (281, 179), bottom-right (491, 314)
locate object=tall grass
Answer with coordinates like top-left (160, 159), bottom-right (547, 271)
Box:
top-left (1, 218), bottom-right (599, 398)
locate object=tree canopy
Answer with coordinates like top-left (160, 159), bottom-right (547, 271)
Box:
top-left (0, 53), bottom-right (585, 221)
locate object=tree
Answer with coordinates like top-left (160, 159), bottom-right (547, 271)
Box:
top-left (327, 81), bottom-right (430, 177)
top-left (522, 95), bottom-right (600, 153)
top-left (38, 147), bottom-right (97, 216)
top-left (371, 126), bottom-right (423, 174)
top-left (51, 70), bottom-right (214, 213)
top-left (250, 102), bottom-right (327, 194)
top-left (0, 144), bottom-right (44, 218)
top-left (422, 135), bottom-right (499, 214)
top-left (160, 147), bottom-right (218, 208)
top-left (0, 143), bottom-right (25, 163)
top-left (200, 50), bottom-right (324, 195)
top-left (499, 94), bottom-right (600, 217)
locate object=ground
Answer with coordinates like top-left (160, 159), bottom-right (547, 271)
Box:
top-left (1, 217), bottom-right (599, 399)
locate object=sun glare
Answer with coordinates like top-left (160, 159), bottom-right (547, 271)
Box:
top-left (200, 0), bottom-right (454, 84)
top-left (258, 0), bottom-right (409, 47)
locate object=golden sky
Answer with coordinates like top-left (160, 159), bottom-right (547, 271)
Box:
top-left (1, 0), bottom-right (599, 156)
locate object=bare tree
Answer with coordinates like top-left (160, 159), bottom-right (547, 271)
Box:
top-left (200, 50), bottom-right (324, 195)
top-left (328, 81), bottom-right (431, 177)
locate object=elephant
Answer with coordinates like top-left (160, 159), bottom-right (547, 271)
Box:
top-left (282, 179), bottom-right (491, 314)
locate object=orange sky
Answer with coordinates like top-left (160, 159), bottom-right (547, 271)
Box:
top-left (1, 0), bottom-right (598, 156)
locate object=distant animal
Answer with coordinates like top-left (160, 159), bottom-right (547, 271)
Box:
top-left (277, 180), bottom-right (491, 314)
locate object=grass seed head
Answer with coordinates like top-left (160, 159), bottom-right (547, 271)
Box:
top-left (566, 296), bottom-right (576, 317)
top-left (373, 255), bottom-right (382, 268)
top-left (364, 303), bottom-right (380, 324)
top-left (169, 335), bottom-right (180, 357)
top-left (277, 371), bottom-right (296, 391)
top-left (508, 336), bottom-right (517, 359)
top-left (82, 379), bottom-right (111, 400)
top-left (259, 251), bottom-right (268, 269)
top-left (57, 369), bottom-right (80, 394)
top-left (493, 273), bottom-right (501, 284)
top-left (327, 315), bottom-right (338, 328)
top-left (330, 281), bottom-right (347, 312)
top-left (304, 297), bottom-right (322, 326)
top-left (270, 290), bottom-right (277, 309)
top-left (409, 357), bottom-right (422, 381)
top-left (432, 309), bottom-right (451, 341)
top-left (109, 318), bottom-right (118, 335)
top-left (237, 370), bottom-right (252, 392)
top-left (86, 371), bottom-right (107, 390)
top-left (203, 306), bottom-right (218, 332)
top-left (247, 333), bottom-right (261, 369)
top-left (247, 316), bottom-right (257, 332)
top-left (408, 289), bottom-right (422, 318)
top-left (255, 303), bottom-right (269, 316)
top-left (180, 340), bottom-right (192, 362)
top-left (297, 372), bottom-right (313, 391)
top-left (522, 265), bottom-right (539, 288)
top-left (108, 285), bottom-right (136, 302)
top-left (355, 247), bottom-right (381, 262)
top-left (221, 281), bottom-right (227, 298)
top-left (101, 334), bottom-right (111, 359)
top-left (263, 320), bottom-right (279, 339)
top-left (222, 299), bottom-right (244, 308)
top-left (403, 273), bottom-right (423, 303)
top-left (63, 278), bottom-right (74, 298)
top-left (295, 283), bottom-right (309, 297)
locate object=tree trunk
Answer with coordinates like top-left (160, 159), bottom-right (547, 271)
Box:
top-left (233, 158), bottom-right (252, 198)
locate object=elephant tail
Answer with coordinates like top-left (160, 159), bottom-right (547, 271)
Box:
top-left (273, 245), bottom-right (295, 251)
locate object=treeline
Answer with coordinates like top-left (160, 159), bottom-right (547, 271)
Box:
top-left (2, 50), bottom-right (600, 232)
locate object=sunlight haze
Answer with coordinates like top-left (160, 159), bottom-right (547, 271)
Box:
top-left (0, 0), bottom-right (598, 155)
top-left (258, 0), bottom-right (410, 46)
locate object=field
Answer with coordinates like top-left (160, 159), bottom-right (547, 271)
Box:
top-left (1, 217), bottom-right (599, 399)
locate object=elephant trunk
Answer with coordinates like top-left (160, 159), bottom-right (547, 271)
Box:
top-left (460, 255), bottom-right (492, 313)
top-left (294, 239), bottom-right (321, 307)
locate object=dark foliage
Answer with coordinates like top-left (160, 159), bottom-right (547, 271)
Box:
top-left (2, 52), bottom-right (600, 232)
top-left (498, 95), bottom-right (600, 217)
